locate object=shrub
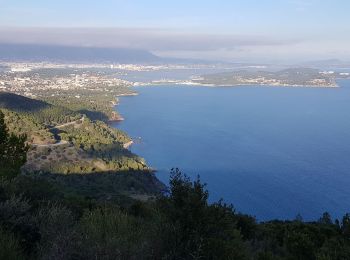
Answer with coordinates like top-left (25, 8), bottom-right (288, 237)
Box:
top-left (0, 227), bottom-right (25, 260)
top-left (77, 207), bottom-right (150, 259)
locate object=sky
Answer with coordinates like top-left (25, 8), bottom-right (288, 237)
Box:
top-left (0, 0), bottom-right (349, 63)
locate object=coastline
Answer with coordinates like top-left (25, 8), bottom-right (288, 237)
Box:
top-left (109, 93), bottom-right (139, 122)
top-left (112, 92), bottom-right (135, 149)
top-left (123, 140), bottom-right (134, 149)
top-left (133, 81), bottom-right (339, 88)
top-left (116, 93), bottom-right (139, 97)
top-left (111, 93), bottom-right (159, 174)
top-left (108, 111), bottom-right (125, 122)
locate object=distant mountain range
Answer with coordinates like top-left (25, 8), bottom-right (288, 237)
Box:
top-left (0, 43), bottom-right (161, 63)
top-left (0, 43), bottom-right (237, 65)
top-left (2, 43), bottom-right (348, 68)
top-left (298, 59), bottom-right (350, 68)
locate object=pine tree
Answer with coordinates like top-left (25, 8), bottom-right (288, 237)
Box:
top-left (0, 110), bottom-right (29, 178)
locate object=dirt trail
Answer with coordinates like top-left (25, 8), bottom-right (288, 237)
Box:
top-left (31, 116), bottom-right (85, 147)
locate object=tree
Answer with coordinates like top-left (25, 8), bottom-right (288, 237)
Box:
top-left (318, 212), bottom-right (333, 225)
top-left (295, 213), bottom-right (303, 222)
top-left (0, 111), bottom-right (29, 178)
top-left (342, 213), bottom-right (350, 238)
top-left (156, 168), bottom-right (248, 259)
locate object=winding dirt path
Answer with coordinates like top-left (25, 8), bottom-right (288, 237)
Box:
top-left (31, 140), bottom-right (69, 147)
top-left (53, 115), bottom-right (85, 129)
top-left (31, 116), bottom-right (85, 147)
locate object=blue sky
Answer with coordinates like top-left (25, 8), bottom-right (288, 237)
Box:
top-left (0, 0), bottom-right (349, 62)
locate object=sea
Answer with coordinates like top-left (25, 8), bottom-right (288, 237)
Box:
top-left (113, 79), bottom-right (350, 221)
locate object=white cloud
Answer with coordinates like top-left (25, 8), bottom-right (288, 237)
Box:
top-left (0, 26), bottom-right (348, 63)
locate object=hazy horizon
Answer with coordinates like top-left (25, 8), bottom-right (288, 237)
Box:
top-left (0, 0), bottom-right (350, 63)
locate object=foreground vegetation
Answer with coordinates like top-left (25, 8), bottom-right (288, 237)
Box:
top-left (1, 115), bottom-right (350, 259)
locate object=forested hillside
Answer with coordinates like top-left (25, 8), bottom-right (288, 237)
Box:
top-left (0, 93), bottom-right (161, 202)
top-left (0, 92), bottom-right (79, 126)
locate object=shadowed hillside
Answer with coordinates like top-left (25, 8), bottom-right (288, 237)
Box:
top-left (0, 92), bottom-right (50, 112)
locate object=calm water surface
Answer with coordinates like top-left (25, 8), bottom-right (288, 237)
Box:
top-left (114, 80), bottom-right (350, 220)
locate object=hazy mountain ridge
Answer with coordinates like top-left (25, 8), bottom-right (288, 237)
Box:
top-left (299, 59), bottom-right (350, 67)
top-left (0, 43), bottom-right (241, 65)
top-left (0, 43), bottom-right (161, 63)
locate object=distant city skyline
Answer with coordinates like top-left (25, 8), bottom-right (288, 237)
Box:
top-left (0, 0), bottom-right (349, 63)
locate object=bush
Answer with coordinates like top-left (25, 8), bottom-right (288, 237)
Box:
top-left (0, 227), bottom-right (25, 260)
top-left (35, 203), bottom-right (77, 260)
top-left (77, 207), bottom-right (150, 259)
top-left (0, 195), bottom-right (40, 255)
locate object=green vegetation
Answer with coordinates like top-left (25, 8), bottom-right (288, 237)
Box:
top-left (0, 147), bottom-right (349, 259)
top-left (44, 92), bottom-right (122, 122)
top-left (0, 92), bottom-right (80, 126)
top-left (0, 92), bottom-right (149, 176)
top-left (60, 117), bottom-right (130, 149)
top-left (0, 111), bottom-right (29, 179)
top-left (40, 80), bottom-right (135, 122)
top-left (2, 109), bottom-right (55, 144)
top-left (195, 68), bottom-right (337, 87)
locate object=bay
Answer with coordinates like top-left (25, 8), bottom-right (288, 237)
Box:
top-left (113, 80), bottom-right (350, 220)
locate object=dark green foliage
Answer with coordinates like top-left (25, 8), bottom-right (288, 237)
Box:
top-left (1, 92), bottom-right (148, 175)
top-left (59, 118), bottom-right (130, 148)
top-left (42, 85), bottom-right (134, 122)
top-left (0, 195), bottom-right (41, 255)
top-left (77, 207), bottom-right (150, 259)
top-left (6, 175), bottom-right (62, 204)
top-left (2, 109), bottom-right (55, 143)
top-left (38, 170), bottom-right (165, 203)
top-left (156, 168), bottom-right (249, 259)
top-left (236, 213), bottom-right (257, 240)
top-left (319, 212), bottom-right (333, 225)
top-left (0, 227), bottom-right (25, 260)
top-left (34, 203), bottom-right (77, 259)
top-left (0, 166), bottom-right (350, 259)
top-left (0, 110), bottom-right (29, 178)
top-left (342, 213), bottom-right (350, 238)
top-left (0, 92), bottom-right (79, 125)
top-left (45, 94), bottom-right (116, 122)
top-left (0, 92), bottom-right (49, 112)
top-left (253, 219), bottom-right (350, 260)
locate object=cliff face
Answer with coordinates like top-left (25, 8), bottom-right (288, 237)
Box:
top-left (110, 111), bottom-right (124, 122)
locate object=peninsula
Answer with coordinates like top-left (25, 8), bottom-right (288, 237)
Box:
top-left (191, 68), bottom-right (338, 87)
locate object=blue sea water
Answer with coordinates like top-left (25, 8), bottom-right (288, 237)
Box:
top-left (114, 80), bottom-right (350, 221)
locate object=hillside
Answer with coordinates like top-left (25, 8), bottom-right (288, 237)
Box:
top-left (0, 92), bottom-right (80, 126)
top-left (0, 92), bottom-right (163, 201)
top-left (0, 92), bottom-right (49, 112)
